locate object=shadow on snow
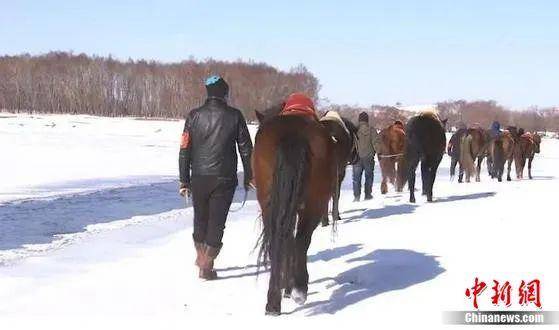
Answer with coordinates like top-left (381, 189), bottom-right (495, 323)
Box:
top-left (290, 249), bottom-right (445, 315)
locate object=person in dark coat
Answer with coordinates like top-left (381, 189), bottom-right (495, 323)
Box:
top-left (353, 112), bottom-right (378, 201)
top-left (489, 120), bottom-right (501, 139)
top-left (178, 75), bottom-right (253, 280)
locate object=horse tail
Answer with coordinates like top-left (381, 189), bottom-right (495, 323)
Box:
top-left (258, 133), bottom-right (310, 289)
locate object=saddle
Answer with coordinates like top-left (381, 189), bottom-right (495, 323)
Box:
top-left (521, 132), bottom-right (534, 144)
top-left (320, 111), bottom-right (350, 136)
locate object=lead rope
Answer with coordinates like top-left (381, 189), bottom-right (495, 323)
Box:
top-left (377, 153), bottom-right (404, 158)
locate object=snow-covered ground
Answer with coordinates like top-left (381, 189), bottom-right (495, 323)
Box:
top-left (0, 113), bottom-right (558, 327)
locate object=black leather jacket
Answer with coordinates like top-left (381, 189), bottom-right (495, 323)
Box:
top-left (179, 97), bottom-right (253, 185)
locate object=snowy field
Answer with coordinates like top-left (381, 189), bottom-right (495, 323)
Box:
top-left (0, 112), bottom-right (558, 328)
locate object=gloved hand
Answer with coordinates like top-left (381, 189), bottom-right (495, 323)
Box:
top-left (179, 182), bottom-right (191, 197)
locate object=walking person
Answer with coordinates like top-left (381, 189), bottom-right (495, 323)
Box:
top-left (178, 75), bottom-right (253, 280)
top-left (353, 112), bottom-right (378, 201)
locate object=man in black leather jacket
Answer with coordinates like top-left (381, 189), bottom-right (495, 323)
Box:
top-left (178, 75), bottom-right (253, 280)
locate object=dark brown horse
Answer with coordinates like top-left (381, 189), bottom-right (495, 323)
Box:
top-left (405, 111), bottom-right (447, 202)
top-left (514, 132), bottom-right (541, 179)
top-left (319, 111), bottom-right (358, 225)
top-left (374, 120), bottom-right (407, 194)
top-left (489, 130), bottom-right (515, 182)
top-left (253, 94), bottom-right (336, 315)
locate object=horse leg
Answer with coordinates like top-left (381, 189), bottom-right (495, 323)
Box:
top-left (395, 158), bottom-right (405, 192)
top-left (265, 256), bottom-right (282, 315)
top-left (421, 160), bottom-right (429, 195)
top-left (407, 153), bottom-right (420, 203)
top-left (330, 177), bottom-right (341, 222)
top-left (476, 156), bottom-right (482, 182)
top-left (389, 159), bottom-right (396, 186)
top-left (528, 156), bottom-right (533, 179)
top-left (487, 155), bottom-right (494, 178)
top-left (380, 159), bottom-right (388, 194)
top-left (450, 157), bottom-right (457, 178)
top-left (426, 154), bottom-right (442, 202)
top-left (506, 158), bottom-right (512, 181)
top-left (291, 221), bottom-right (314, 305)
top-left (321, 167), bottom-right (338, 227)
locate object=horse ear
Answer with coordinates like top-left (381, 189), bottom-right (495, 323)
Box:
top-left (255, 110), bottom-right (265, 123)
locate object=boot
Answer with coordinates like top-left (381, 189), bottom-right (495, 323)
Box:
top-left (199, 244), bottom-right (221, 280)
top-left (194, 241), bottom-right (204, 267)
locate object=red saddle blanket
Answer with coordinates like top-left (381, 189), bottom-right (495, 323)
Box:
top-left (279, 93), bottom-right (318, 120)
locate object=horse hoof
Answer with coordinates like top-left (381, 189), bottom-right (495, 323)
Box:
top-left (265, 311), bottom-right (281, 316)
top-left (291, 288), bottom-right (307, 305)
top-left (507, 177), bottom-right (511, 181)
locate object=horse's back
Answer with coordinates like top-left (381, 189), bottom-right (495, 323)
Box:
top-left (254, 115), bottom-right (335, 214)
top-left (406, 115), bottom-right (446, 156)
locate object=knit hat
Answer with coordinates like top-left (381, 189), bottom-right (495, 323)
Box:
top-left (205, 75), bottom-right (229, 99)
top-left (358, 112), bottom-right (369, 123)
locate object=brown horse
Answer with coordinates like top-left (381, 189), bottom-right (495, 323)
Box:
top-left (459, 133), bottom-right (476, 183)
top-left (374, 120), bottom-right (407, 194)
top-left (514, 132), bottom-right (541, 179)
top-left (489, 130), bottom-right (515, 182)
top-left (468, 127), bottom-right (490, 182)
top-left (253, 94), bottom-right (336, 315)
top-left (448, 126), bottom-right (490, 182)
top-left (319, 111), bottom-right (359, 225)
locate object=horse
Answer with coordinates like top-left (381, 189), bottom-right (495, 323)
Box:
top-left (448, 127), bottom-right (467, 181)
top-left (252, 94), bottom-right (336, 315)
top-left (514, 132), bottom-right (541, 179)
top-left (489, 130), bottom-right (515, 182)
top-left (319, 111), bottom-right (359, 226)
top-left (468, 127), bottom-right (491, 181)
top-left (459, 132), bottom-right (476, 183)
top-left (448, 126), bottom-right (489, 182)
top-left (374, 120), bottom-right (407, 194)
top-left (405, 111), bottom-right (447, 202)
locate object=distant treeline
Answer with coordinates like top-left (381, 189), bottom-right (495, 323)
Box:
top-left (326, 100), bottom-right (559, 134)
top-left (0, 52), bottom-right (319, 121)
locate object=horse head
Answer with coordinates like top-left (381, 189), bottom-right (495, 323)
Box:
top-left (532, 133), bottom-right (542, 153)
top-left (255, 102), bottom-right (285, 124)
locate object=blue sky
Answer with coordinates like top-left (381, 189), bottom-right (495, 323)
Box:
top-left (1, 0), bottom-right (558, 108)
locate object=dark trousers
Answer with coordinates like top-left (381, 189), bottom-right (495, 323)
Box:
top-left (353, 156), bottom-right (374, 198)
top-left (191, 176), bottom-right (236, 248)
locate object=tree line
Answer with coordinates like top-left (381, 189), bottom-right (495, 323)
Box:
top-left (1, 52), bottom-right (557, 133)
top-left (0, 52), bottom-right (319, 121)
top-left (325, 100), bottom-right (559, 134)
